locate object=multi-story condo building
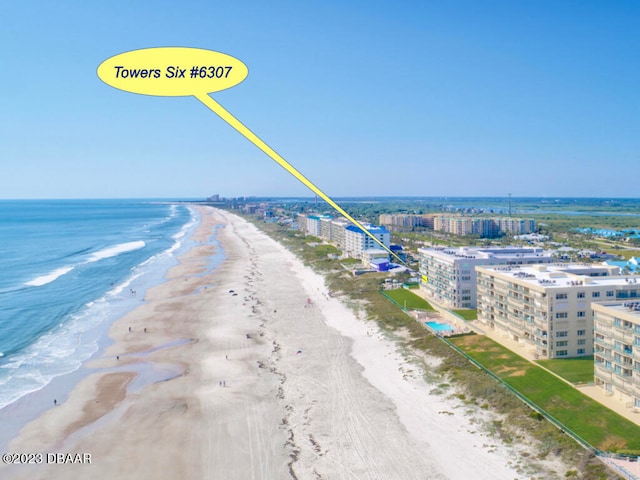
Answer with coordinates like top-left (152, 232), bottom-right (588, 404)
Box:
top-left (328, 218), bottom-right (349, 249)
top-left (344, 224), bottom-right (390, 259)
top-left (496, 218), bottom-right (536, 235)
top-left (378, 214), bottom-right (436, 230)
top-left (419, 246), bottom-right (553, 309)
top-left (476, 263), bottom-right (633, 359)
top-left (302, 214), bottom-right (324, 237)
top-left (300, 215), bottom-right (345, 243)
top-left (320, 216), bottom-right (334, 241)
top-left (592, 298), bottom-right (640, 410)
top-left (300, 215), bottom-right (389, 259)
top-left (432, 216), bottom-right (535, 238)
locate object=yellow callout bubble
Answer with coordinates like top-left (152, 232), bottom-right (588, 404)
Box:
top-left (97, 47), bottom-right (248, 96)
top-left (97, 47), bottom-right (407, 267)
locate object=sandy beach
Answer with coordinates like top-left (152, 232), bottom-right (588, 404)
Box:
top-left (0, 206), bottom-right (568, 479)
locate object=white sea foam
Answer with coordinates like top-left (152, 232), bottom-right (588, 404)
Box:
top-left (25, 266), bottom-right (75, 287)
top-left (86, 241), bottom-right (146, 263)
top-left (0, 277), bottom-right (133, 409)
top-left (0, 205), bottom-right (200, 411)
top-left (24, 241), bottom-right (146, 288)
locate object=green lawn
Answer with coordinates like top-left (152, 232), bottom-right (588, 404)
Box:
top-left (449, 335), bottom-right (640, 453)
top-left (382, 289), bottom-right (435, 311)
top-left (451, 309), bottom-right (477, 320)
top-left (606, 249), bottom-right (640, 261)
top-left (536, 357), bottom-right (595, 384)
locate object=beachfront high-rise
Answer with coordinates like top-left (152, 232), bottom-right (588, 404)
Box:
top-left (344, 224), bottom-right (390, 259)
top-left (475, 264), bottom-right (634, 359)
top-left (418, 246), bottom-right (553, 309)
top-left (298, 214), bottom-right (349, 247)
top-left (592, 299), bottom-right (640, 410)
top-left (298, 214), bottom-right (389, 259)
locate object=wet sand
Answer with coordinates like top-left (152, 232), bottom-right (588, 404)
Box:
top-left (1, 207), bottom-right (565, 479)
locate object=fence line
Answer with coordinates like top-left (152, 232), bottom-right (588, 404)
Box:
top-left (439, 336), bottom-right (597, 452)
top-left (381, 289), bottom-right (640, 477)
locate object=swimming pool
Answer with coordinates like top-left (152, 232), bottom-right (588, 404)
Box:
top-left (425, 321), bottom-right (454, 332)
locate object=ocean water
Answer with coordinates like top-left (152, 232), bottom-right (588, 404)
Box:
top-left (0, 199), bottom-right (199, 410)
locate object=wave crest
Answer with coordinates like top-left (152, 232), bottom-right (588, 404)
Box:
top-left (25, 266), bottom-right (75, 287)
top-left (24, 241), bottom-right (146, 288)
top-left (86, 241), bottom-right (146, 263)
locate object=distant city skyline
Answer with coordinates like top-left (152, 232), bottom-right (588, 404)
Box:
top-left (1, 1), bottom-right (638, 199)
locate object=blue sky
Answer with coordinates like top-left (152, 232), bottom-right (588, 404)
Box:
top-left (1, 1), bottom-right (638, 199)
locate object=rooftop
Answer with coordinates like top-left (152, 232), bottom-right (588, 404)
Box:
top-left (476, 263), bottom-right (639, 289)
top-left (593, 300), bottom-right (640, 319)
top-left (418, 245), bottom-right (551, 261)
top-left (345, 224), bottom-right (389, 234)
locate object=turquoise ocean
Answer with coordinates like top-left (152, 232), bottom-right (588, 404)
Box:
top-left (0, 199), bottom-right (201, 413)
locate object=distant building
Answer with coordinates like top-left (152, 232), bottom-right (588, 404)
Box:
top-left (304, 215), bottom-right (323, 237)
top-left (298, 215), bottom-right (387, 257)
top-left (243, 204), bottom-right (258, 214)
top-left (379, 214), bottom-right (436, 230)
top-left (593, 299), bottom-right (640, 410)
top-left (418, 246), bottom-right (553, 308)
top-left (344, 224), bottom-right (390, 259)
top-left (371, 258), bottom-right (390, 272)
top-left (514, 233), bottom-right (549, 242)
top-left (329, 218), bottom-right (349, 249)
top-left (476, 263), bottom-right (635, 359)
top-left (362, 249), bottom-right (391, 271)
top-left (432, 216), bottom-right (535, 238)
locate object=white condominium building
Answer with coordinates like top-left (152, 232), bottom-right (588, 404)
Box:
top-left (299, 215), bottom-right (349, 248)
top-left (476, 263), bottom-right (634, 359)
top-left (328, 218), bottom-right (349, 249)
top-left (418, 246), bottom-right (553, 309)
top-left (592, 299), bottom-right (640, 410)
top-left (344, 225), bottom-right (390, 259)
top-left (302, 214), bottom-right (326, 237)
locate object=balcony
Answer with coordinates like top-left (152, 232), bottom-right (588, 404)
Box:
top-left (594, 349), bottom-right (612, 359)
top-left (594, 366), bottom-right (612, 381)
top-left (611, 329), bottom-right (635, 344)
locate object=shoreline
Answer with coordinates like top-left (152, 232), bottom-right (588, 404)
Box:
top-left (0, 202), bottom-right (201, 455)
top-left (1, 207), bottom-right (567, 479)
